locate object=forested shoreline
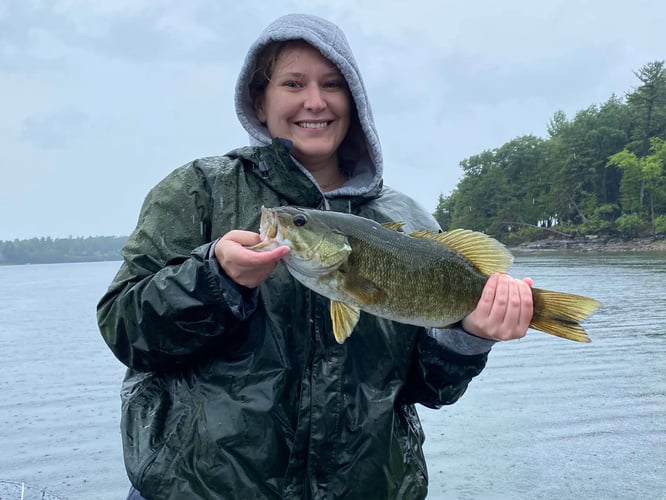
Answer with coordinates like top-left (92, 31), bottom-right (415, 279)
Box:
top-left (434, 61), bottom-right (666, 245)
top-left (0, 236), bottom-right (127, 265)
top-left (2, 62), bottom-right (665, 265)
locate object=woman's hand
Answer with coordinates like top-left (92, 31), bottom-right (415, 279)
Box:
top-left (461, 273), bottom-right (534, 341)
top-left (214, 230), bottom-right (290, 288)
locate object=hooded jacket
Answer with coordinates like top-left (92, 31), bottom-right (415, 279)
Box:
top-left (97, 13), bottom-right (493, 500)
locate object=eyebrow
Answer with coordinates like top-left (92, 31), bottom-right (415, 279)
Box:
top-left (274, 70), bottom-right (344, 80)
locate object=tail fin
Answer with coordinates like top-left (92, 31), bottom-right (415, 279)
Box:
top-left (531, 288), bottom-right (601, 342)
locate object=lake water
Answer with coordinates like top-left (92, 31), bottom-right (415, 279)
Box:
top-left (0, 254), bottom-right (664, 500)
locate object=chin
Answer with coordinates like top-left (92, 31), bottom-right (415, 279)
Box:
top-left (292, 145), bottom-right (339, 163)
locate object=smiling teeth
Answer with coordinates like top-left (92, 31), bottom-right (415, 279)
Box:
top-left (299, 122), bottom-right (328, 129)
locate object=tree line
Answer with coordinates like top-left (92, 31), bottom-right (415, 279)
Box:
top-left (3, 62), bottom-right (664, 265)
top-left (434, 61), bottom-right (666, 244)
top-left (0, 236), bottom-right (127, 265)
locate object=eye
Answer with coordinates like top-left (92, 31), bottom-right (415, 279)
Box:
top-left (293, 214), bottom-right (308, 227)
top-left (324, 80), bottom-right (344, 89)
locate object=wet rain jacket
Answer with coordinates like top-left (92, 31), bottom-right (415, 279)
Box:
top-left (97, 14), bottom-right (493, 500)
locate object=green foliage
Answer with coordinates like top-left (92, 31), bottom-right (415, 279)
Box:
top-left (433, 194), bottom-right (453, 231)
top-left (615, 213), bottom-right (645, 240)
top-left (626, 61), bottom-right (666, 155)
top-left (436, 61), bottom-right (666, 244)
top-left (581, 204), bottom-right (621, 234)
top-left (545, 98), bottom-right (631, 223)
top-left (445, 135), bottom-right (552, 239)
top-left (655, 214), bottom-right (666, 235)
top-left (606, 137), bottom-right (666, 233)
top-left (0, 236), bottom-right (127, 265)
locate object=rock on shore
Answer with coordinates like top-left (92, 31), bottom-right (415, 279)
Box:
top-left (512, 236), bottom-right (666, 253)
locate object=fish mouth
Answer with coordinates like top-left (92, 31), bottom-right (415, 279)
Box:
top-left (260, 206), bottom-right (278, 240)
top-left (250, 206), bottom-right (279, 251)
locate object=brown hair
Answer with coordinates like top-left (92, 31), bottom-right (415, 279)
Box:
top-left (248, 41), bottom-right (291, 104)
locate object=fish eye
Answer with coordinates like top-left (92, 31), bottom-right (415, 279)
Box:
top-left (293, 214), bottom-right (308, 227)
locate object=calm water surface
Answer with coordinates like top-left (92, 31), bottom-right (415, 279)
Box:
top-left (0, 254), bottom-right (664, 500)
top-left (421, 252), bottom-right (666, 499)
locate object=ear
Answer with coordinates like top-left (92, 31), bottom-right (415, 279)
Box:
top-left (254, 96), bottom-right (267, 124)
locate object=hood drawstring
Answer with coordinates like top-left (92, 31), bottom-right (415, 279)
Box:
top-left (317, 197), bottom-right (352, 213)
top-left (258, 160), bottom-right (270, 179)
top-left (319, 197), bottom-right (331, 211)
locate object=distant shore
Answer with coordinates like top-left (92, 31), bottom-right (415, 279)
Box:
top-left (510, 235), bottom-right (666, 253)
top-left (2, 235), bottom-right (664, 267)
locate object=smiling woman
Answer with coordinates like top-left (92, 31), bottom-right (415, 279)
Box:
top-left (97, 13), bottom-right (536, 500)
top-left (253, 40), bottom-right (352, 190)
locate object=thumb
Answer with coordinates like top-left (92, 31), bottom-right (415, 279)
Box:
top-left (247, 244), bottom-right (290, 264)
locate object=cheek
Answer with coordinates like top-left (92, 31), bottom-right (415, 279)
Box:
top-left (256, 90), bottom-right (285, 125)
top-left (336, 95), bottom-right (352, 130)
top-left (264, 98), bottom-right (294, 128)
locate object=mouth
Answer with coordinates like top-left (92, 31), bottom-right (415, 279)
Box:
top-left (250, 207), bottom-right (278, 251)
top-left (296, 121), bottom-right (331, 129)
top-left (260, 207), bottom-right (278, 239)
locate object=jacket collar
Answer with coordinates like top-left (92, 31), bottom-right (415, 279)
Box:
top-left (230, 139), bottom-right (382, 210)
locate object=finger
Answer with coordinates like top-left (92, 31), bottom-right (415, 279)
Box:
top-left (223, 230), bottom-right (262, 247)
top-left (501, 279), bottom-right (522, 331)
top-left (243, 245), bottom-right (289, 265)
top-left (516, 280), bottom-right (533, 332)
top-left (490, 273), bottom-right (510, 322)
top-left (477, 273), bottom-right (499, 317)
top-left (227, 247), bottom-right (286, 288)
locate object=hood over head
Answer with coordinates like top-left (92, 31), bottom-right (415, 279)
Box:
top-left (235, 13), bottom-right (383, 197)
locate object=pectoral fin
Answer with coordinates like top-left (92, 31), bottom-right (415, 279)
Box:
top-left (331, 301), bottom-right (361, 344)
top-left (342, 273), bottom-right (385, 306)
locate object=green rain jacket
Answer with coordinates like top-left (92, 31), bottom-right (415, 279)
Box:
top-left (98, 141), bottom-right (489, 499)
top-left (97, 13), bottom-right (493, 500)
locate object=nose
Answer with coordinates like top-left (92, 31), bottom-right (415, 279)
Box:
top-left (303, 84), bottom-right (326, 112)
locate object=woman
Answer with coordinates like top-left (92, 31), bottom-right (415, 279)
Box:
top-left (97, 13), bottom-right (532, 500)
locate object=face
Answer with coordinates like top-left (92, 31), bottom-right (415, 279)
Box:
top-left (255, 41), bottom-right (352, 170)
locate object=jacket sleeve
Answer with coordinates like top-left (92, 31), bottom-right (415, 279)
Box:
top-left (399, 326), bottom-right (492, 409)
top-left (96, 163), bottom-right (257, 372)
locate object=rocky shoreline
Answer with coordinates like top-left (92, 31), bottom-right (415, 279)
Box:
top-left (510, 235), bottom-right (666, 253)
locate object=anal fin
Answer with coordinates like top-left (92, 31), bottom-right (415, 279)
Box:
top-left (331, 301), bottom-right (361, 344)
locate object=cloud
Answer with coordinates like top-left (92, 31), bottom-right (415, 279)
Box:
top-left (1, 0), bottom-right (665, 239)
top-left (1, 1), bottom-right (235, 70)
top-left (19, 109), bottom-right (89, 150)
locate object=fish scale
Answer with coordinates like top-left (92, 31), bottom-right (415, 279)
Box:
top-left (343, 232), bottom-right (484, 324)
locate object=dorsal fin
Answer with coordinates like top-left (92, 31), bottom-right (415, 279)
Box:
top-left (428, 229), bottom-right (513, 276)
top-left (381, 221), bottom-right (405, 231)
top-left (409, 229), bottom-right (434, 238)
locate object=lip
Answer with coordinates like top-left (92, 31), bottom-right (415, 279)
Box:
top-left (249, 207), bottom-right (278, 251)
top-left (260, 207), bottom-right (278, 240)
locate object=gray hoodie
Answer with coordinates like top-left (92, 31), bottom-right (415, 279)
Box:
top-left (235, 13), bottom-right (382, 199)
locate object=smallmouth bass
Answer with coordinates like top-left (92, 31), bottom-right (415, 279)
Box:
top-left (252, 206), bottom-right (601, 344)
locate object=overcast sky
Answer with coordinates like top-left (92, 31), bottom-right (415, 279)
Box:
top-left (2, 0), bottom-right (665, 240)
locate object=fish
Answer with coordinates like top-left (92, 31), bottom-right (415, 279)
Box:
top-left (251, 206), bottom-right (601, 344)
